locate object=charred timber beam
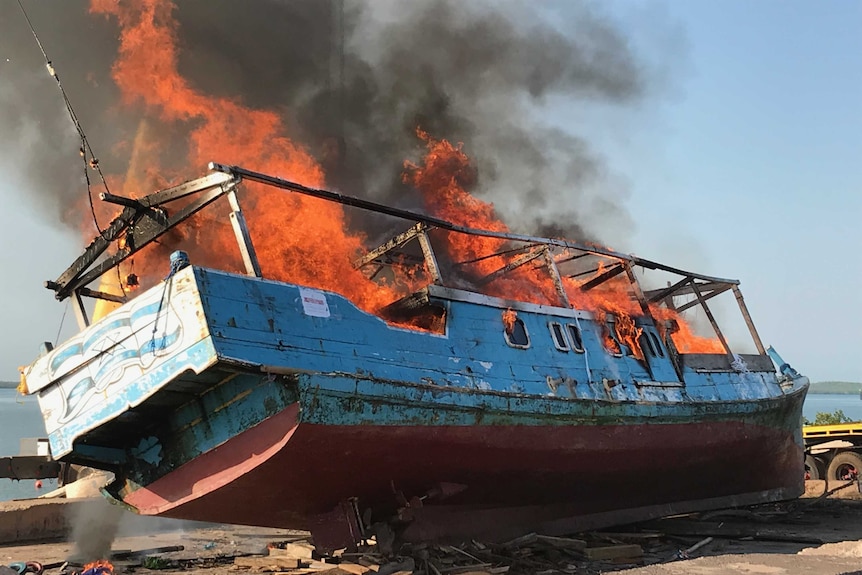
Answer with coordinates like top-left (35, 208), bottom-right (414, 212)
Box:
top-left (416, 230), bottom-right (443, 284)
top-left (212, 163), bottom-right (743, 286)
top-left (53, 186), bottom-right (227, 301)
top-left (213, 164), bottom-right (689, 269)
top-left (477, 248), bottom-right (545, 286)
top-left (453, 244), bottom-right (526, 267)
top-left (138, 171), bottom-right (236, 207)
top-left (646, 280), bottom-right (734, 300)
top-left (568, 265), bottom-right (604, 279)
top-left (579, 264), bottom-right (626, 292)
top-left (354, 223), bottom-right (428, 269)
top-left (554, 251), bottom-right (593, 266)
top-left (733, 285), bottom-right (766, 355)
top-left (690, 281), bottom-right (733, 357)
top-left (45, 283), bottom-right (127, 304)
top-left (624, 263), bottom-right (651, 317)
top-left (645, 276), bottom-right (694, 304)
top-left (543, 247), bottom-right (571, 308)
top-left (227, 188), bottom-right (262, 277)
top-left (630, 256), bottom-right (740, 287)
top-left (675, 284), bottom-right (732, 313)
top-left (99, 192), bottom-right (145, 210)
top-left (49, 172), bottom-right (238, 301)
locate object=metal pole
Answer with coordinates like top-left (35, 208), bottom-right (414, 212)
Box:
top-left (732, 285), bottom-right (766, 355)
top-left (690, 282), bottom-right (733, 357)
top-left (227, 189), bottom-right (262, 277)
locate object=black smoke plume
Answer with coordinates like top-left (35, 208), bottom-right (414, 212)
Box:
top-left (0, 0), bottom-right (647, 241)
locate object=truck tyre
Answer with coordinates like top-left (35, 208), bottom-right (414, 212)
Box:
top-left (826, 451), bottom-right (862, 481)
top-left (805, 455), bottom-right (823, 480)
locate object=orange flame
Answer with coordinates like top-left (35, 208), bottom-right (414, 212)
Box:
top-left (81, 560), bottom-right (114, 575)
top-left (502, 309), bottom-right (517, 335)
top-left (89, 0), bottom-right (418, 315)
top-left (83, 1), bottom-right (724, 355)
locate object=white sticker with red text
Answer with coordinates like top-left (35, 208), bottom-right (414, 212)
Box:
top-left (299, 287), bottom-right (330, 318)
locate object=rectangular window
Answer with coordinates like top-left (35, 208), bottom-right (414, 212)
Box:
top-left (549, 322), bottom-right (569, 351)
top-left (566, 324), bottom-right (585, 353)
top-left (504, 318), bottom-right (530, 348)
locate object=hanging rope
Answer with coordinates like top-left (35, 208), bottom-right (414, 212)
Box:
top-left (15, 0), bottom-right (112, 239)
top-left (149, 251), bottom-right (190, 353)
top-left (53, 300), bottom-right (69, 348)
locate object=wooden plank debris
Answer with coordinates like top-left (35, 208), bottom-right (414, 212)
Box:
top-left (534, 535), bottom-right (587, 550)
top-left (234, 555), bottom-right (303, 570)
top-left (328, 564), bottom-right (371, 575)
top-left (269, 543), bottom-right (315, 559)
top-left (583, 544), bottom-right (644, 561)
top-left (644, 519), bottom-right (824, 544)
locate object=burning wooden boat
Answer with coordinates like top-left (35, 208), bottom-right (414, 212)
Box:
top-left (21, 163), bottom-right (808, 550)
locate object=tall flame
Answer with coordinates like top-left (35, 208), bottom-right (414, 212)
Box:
top-left (90, 0), bottom-right (412, 313)
top-left (85, 0), bottom-right (723, 355)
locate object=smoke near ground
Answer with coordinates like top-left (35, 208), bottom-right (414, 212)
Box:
top-left (69, 499), bottom-right (124, 561)
top-left (0, 0), bottom-right (649, 242)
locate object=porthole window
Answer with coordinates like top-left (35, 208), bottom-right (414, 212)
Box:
top-left (549, 322), bottom-right (569, 351)
top-left (650, 332), bottom-right (665, 357)
top-left (566, 324), bottom-right (585, 353)
top-left (504, 318), bottom-right (530, 348)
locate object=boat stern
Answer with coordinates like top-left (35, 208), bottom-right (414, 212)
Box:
top-left (21, 266), bottom-right (217, 460)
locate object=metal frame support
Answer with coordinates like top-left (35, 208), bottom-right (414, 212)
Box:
top-left (690, 281), bottom-right (733, 358)
top-left (579, 264), bottom-right (626, 292)
top-left (624, 263), bottom-right (652, 317)
top-left (353, 222), bottom-right (443, 284)
top-left (674, 284), bottom-right (733, 313)
top-left (732, 285), bottom-right (766, 355)
top-left (71, 290), bottom-right (90, 330)
top-left (543, 247), bottom-right (570, 308)
top-left (227, 189), bottom-right (262, 277)
top-left (48, 172), bottom-right (239, 302)
top-left (477, 247), bottom-right (545, 286)
top-left (416, 230), bottom-right (443, 284)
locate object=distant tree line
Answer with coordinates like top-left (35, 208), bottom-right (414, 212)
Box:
top-left (809, 381), bottom-right (862, 394)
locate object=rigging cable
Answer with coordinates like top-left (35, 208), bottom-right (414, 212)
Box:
top-left (15, 0), bottom-right (112, 239)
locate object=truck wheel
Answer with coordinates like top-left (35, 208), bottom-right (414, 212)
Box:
top-left (826, 451), bottom-right (862, 481)
top-left (805, 455), bottom-right (823, 480)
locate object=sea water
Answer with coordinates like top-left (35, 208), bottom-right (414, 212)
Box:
top-left (1, 387), bottom-right (861, 501)
top-left (0, 388), bottom-right (56, 500)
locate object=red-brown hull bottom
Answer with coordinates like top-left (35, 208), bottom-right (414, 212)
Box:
top-left (124, 403), bottom-right (803, 541)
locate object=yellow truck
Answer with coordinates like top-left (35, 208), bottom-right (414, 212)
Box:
top-left (803, 422), bottom-right (862, 481)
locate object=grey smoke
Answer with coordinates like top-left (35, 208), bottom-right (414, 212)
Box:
top-left (0, 0), bottom-right (647, 241)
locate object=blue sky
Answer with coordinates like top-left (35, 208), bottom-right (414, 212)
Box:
top-left (560, 1), bottom-right (861, 382)
top-left (0, 1), bottom-right (859, 382)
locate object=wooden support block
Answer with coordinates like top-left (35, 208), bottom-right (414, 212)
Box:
top-left (234, 556), bottom-right (303, 570)
top-left (269, 543), bottom-right (315, 559)
top-left (583, 544), bottom-right (643, 561)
